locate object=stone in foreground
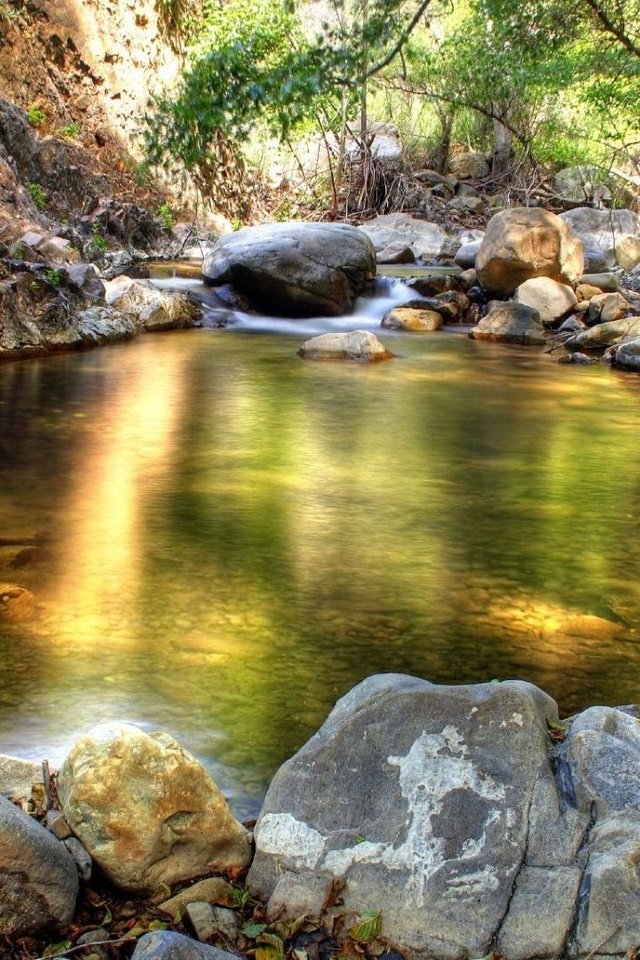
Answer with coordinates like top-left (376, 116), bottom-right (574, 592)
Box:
top-left (476, 207), bottom-right (584, 297)
top-left (248, 675), bottom-right (566, 958)
top-left (0, 793), bottom-right (78, 936)
top-left (514, 276), bottom-right (577, 325)
top-left (57, 723), bottom-right (251, 894)
top-left (131, 931), bottom-right (238, 960)
top-left (381, 305), bottom-right (443, 331)
top-left (298, 330), bottom-right (394, 362)
top-left (202, 222), bottom-right (376, 317)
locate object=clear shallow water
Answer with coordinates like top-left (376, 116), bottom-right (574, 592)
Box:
top-left (1, 310), bottom-right (640, 816)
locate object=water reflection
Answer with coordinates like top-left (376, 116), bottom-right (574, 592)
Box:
top-left (1, 331), bottom-right (640, 815)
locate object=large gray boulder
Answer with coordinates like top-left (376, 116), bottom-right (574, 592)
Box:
top-left (249, 676), bottom-right (570, 958)
top-left (202, 222), bottom-right (376, 317)
top-left (560, 207), bottom-right (640, 271)
top-left (0, 793), bottom-right (78, 937)
top-left (477, 207), bottom-right (584, 297)
top-left (248, 675), bottom-right (640, 960)
top-left (57, 723), bottom-right (251, 894)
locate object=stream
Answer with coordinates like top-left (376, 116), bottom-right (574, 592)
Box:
top-left (1, 264), bottom-right (640, 817)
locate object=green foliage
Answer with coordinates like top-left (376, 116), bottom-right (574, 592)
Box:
top-left (156, 202), bottom-right (174, 230)
top-left (27, 181), bottom-right (47, 209)
top-left (348, 910), bottom-right (382, 943)
top-left (43, 268), bottom-right (61, 287)
top-left (0, 0), bottom-right (20, 21)
top-left (91, 222), bottom-right (108, 252)
top-left (26, 103), bottom-right (45, 127)
top-left (57, 121), bottom-right (81, 139)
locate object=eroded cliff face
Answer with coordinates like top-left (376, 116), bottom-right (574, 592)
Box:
top-left (0, 0), bottom-right (190, 245)
top-left (0, 0), bottom-right (183, 156)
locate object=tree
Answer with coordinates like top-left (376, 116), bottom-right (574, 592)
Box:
top-left (143, 0), bottom-right (433, 213)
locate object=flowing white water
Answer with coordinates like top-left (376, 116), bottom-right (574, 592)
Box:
top-left (151, 274), bottom-right (417, 336)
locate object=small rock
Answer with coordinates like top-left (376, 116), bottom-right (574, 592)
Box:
top-left (186, 902), bottom-right (218, 942)
top-left (406, 274), bottom-right (459, 296)
top-left (46, 809), bottom-right (73, 840)
top-left (558, 352), bottom-right (595, 365)
top-left (64, 836), bottom-right (92, 882)
top-left (0, 755), bottom-right (43, 804)
top-left (514, 277), bottom-right (577, 326)
top-left (457, 268), bottom-right (477, 290)
top-left (376, 242), bottom-right (415, 265)
top-left (0, 583), bottom-right (35, 623)
top-left (449, 151), bottom-right (490, 179)
top-left (131, 931), bottom-right (239, 960)
top-left (159, 877), bottom-right (234, 922)
top-left (580, 272), bottom-right (619, 292)
top-left (469, 301), bottom-right (546, 345)
top-left (587, 292), bottom-right (629, 326)
top-left (454, 240), bottom-right (482, 269)
top-left (298, 330), bottom-right (394, 362)
top-left (381, 306), bottom-right (443, 331)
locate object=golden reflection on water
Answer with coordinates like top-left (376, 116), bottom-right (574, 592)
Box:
top-left (1, 331), bottom-right (640, 812)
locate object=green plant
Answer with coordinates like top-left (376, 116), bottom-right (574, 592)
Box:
top-left (57, 121), bottom-right (80, 139)
top-left (27, 181), bottom-right (47, 210)
top-left (157, 202), bottom-right (174, 231)
top-left (91, 222), bottom-right (108, 253)
top-left (0, 0), bottom-right (20, 22)
top-left (26, 103), bottom-right (45, 127)
top-left (43, 268), bottom-right (61, 287)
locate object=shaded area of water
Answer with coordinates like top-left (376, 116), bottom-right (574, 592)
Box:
top-left (1, 325), bottom-right (640, 816)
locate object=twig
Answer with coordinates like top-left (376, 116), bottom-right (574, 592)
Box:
top-left (41, 759), bottom-right (50, 810)
top-left (583, 925), bottom-right (622, 960)
top-left (33, 934), bottom-right (137, 960)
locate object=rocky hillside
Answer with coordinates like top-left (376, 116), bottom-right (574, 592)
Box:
top-left (0, 0), bottom-right (192, 248)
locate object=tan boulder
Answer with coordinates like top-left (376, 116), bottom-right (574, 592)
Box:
top-left (476, 208), bottom-right (584, 297)
top-left (298, 330), bottom-right (394, 362)
top-left (514, 277), bottom-right (577, 325)
top-left (0, 583), bottom-right (35, 623)
top-left (469, 301), bottom-right (546, 345)
top-left (57, 723), bottom-right (251, 894)
top-left (449, 151), bottom-right (490, 179)
top-left (587, 292), bottom-right (629, 325)
top-left (568, 316), bottom-right (640, 350)
top-left (381, 307), bottom-right (443, 332)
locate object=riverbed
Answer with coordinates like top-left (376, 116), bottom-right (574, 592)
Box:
top-left (1, 285), bottom-right (640, 817)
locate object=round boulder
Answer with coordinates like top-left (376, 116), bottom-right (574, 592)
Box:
top-left (476, 208), bottom-right (584, 297)
top-left (469, 301), bottom-right (546, 345)
top-left (298, 330), bottom-right (394, 362)
top-left (202, 222), bottom-right (376, 318)
top-left (57, 723), bottom-right (251, 894)
top-left (514, 277), bottom-right (578, 326)
top-left (449, 151), bottom-right (490, 179)
top-left (0, 794), bottom-right (78, 937)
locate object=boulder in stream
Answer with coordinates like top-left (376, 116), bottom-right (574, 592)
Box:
top-left (476, 207), bottom-right (584, 297)
top-left (298, 330), bottom-right (394, 361)
top-left (202, 222), bottom-right (376, 317)
top-left (469, 301), bottom-right (547, 344)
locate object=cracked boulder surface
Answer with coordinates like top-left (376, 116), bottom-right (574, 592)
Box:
top-left (248, 675), bottom-right (640, 960)
top-left (202, 222), bottom-right (377, 317)
top-left (56, 722), bottom-right (251, 895)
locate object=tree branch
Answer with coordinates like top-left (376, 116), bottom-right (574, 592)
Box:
top-left (365, 0), bottom-right (433, 78)
top-left (581, 0), bottom-right (640, 58)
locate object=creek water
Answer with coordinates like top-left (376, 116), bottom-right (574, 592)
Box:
top-left (2, 270), bottom-right (640, 816)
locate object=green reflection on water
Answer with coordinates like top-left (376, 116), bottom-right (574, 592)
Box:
top-left (1, 330), bottom-right (640, 814)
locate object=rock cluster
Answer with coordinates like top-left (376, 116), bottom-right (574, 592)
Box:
top-left (4, 676), bottom-right (640, 959)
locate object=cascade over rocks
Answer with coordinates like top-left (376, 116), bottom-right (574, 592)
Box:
top-left (248, 674), bottom-right (640, 960)
top-left (476, 207), bottom-right (584, 297)
top-left (202, 222), bottom-right (376, 318)
top-left (56, 722), bottom-right (251, 895)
